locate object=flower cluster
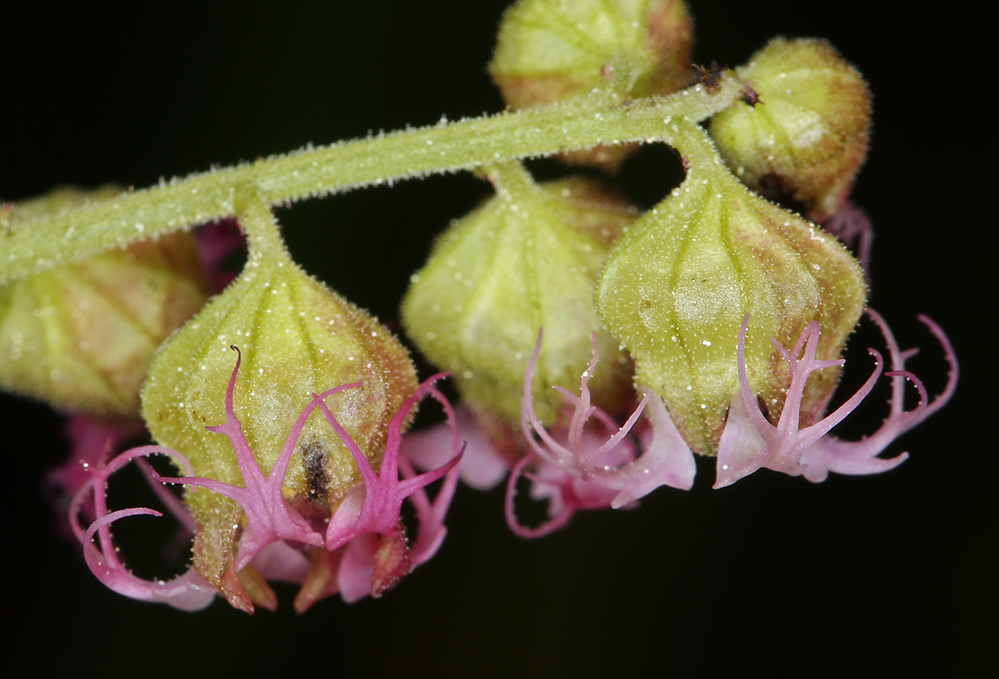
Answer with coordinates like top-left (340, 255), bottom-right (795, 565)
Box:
top-left (2, 0), bottom-right (958, 614)
top-left (429, 310), bottom-right (956, 537)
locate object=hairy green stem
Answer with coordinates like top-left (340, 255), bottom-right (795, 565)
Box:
top-left (1, 73), bottom-right (743, 285)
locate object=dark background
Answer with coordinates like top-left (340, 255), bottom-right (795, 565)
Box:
top-left (2, 1), bottom-right (990, 677)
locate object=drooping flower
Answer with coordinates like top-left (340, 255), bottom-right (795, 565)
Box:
top-left (714, 310), bottom-right (957, 487)
top-left (403, 163), bottom-right (636, 432)
top-left (138, 186), bottom-right (423, 611)
top-left (72, 346), bottom-right (464, 612)
top-left (598, 117), bottom-right (868, 457)
top-left (504, 306), bottom-right (956, 535)
top-left (506, 329), bottom-right (696, 537)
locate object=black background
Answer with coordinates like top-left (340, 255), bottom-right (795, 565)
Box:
top-left (2, 1), bottom-right (991, 677)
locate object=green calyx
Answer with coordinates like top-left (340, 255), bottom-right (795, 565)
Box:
top-left (0, 186), bottom-right (208, 415)
top-left (597, 119), bottom-right (866, 454)
top-left (403, 162), bottom-right (635, 434)
top-left (491, 0), bottom-right (693, 105)
top-left (709, 37), bottom-right (871, 222)
top-left (490, 0), bottom-right (694, 170)
top-left (141, 185), bottom-right (417, 597)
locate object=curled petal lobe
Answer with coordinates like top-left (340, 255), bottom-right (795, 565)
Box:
top-left (716, 311), bottom-right (956, 487)
top-left (322, 373), bottom-right (463, 552)
top-left (69, 446), bottom-right (217, 611)
top-left (152, 347), bottom-right (326, 572)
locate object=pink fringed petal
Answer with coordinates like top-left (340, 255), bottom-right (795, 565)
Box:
top-left (71, 348), bottom-right (468, 610)
top-left (722, 315), bottom-right (882, 485)
top-left (397, 387), bottom-right (463, 567)
top-left (799, 310), bottom-right (958, 482)
top-left (322, 374), bottom-right (463, 552)
top-left (609, 389), bottom-right (697, 507)
top-left (153, 347), bottom-right (326, 571)
top-left (714, 392), bottom-right (768, 488)
top-left (509, 329), bottom-right (695, 536)
top-left (69, 446), bottom-right (217, 611)
top-left (721, 311), bottom-right (957, 486)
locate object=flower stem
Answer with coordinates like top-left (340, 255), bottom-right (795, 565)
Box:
top-left (1, 74), bottom-right (744, 284)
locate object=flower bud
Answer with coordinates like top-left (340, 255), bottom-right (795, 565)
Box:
top-left (597, 122), bottom-right (866, 454)
top-left (490, 0), bottom-right (694, 170)
top-left (141, 187), bottom-right (417, 608)
top-left (0, 186), bottom-right (209, 415)
top-left (709, 38), bottom-right (871, 221)
top-left (402, 163), bottom-right (636, 433)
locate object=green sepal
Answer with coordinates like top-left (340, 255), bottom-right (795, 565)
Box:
top-left (0, 186), bottom-right (208, 415)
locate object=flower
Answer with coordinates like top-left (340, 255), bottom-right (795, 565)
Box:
top-left (138, 186), bottom-right (424, 610)
top-left (714, 310), bottom-right (958, 487)
top-left (403, 164), bottom-right (636, 430)
top-left (505, 328), bottom-right (696, 537)
top-left (596, 118), bottom-right (867, 456)
top-left (71, 347), bottom-right (463, 612)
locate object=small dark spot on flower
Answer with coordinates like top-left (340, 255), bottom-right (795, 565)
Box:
top-left (300, 440), bottom-right (330, 508)
top-left (692, 61), bottom-right (724, 92)
top-left (740, 84), bottom-right (760, 107)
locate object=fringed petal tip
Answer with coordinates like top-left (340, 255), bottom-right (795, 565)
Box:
top-left (322, 373), bottom-right (463, 551)
top-left (69, 446), bottom-right (218, 612)
top-left (73, 351), bottom-right (466, 612)
top-left (507, 329), bottom-right (696, 537)
top-left (717, 310), bottom-right (957, 487)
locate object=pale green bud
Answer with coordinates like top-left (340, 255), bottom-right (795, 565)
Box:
top-left (709, 38), bottom-right (871, 222)
top-left (490, 0), bottom-right (694, 170)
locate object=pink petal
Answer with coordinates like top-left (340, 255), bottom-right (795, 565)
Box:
top-left (799, 310), bottom-right (957, 482)
top-left (714, 394), bottom-right (767, 489)
top-left (401, 405), bottom-right (509, 490)
top-left (153, 347), bottom-right (327, 571)
top-left (608, 390), bottom-right (696, 507)
top-left (322, 374), bottom-right (462, 551)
